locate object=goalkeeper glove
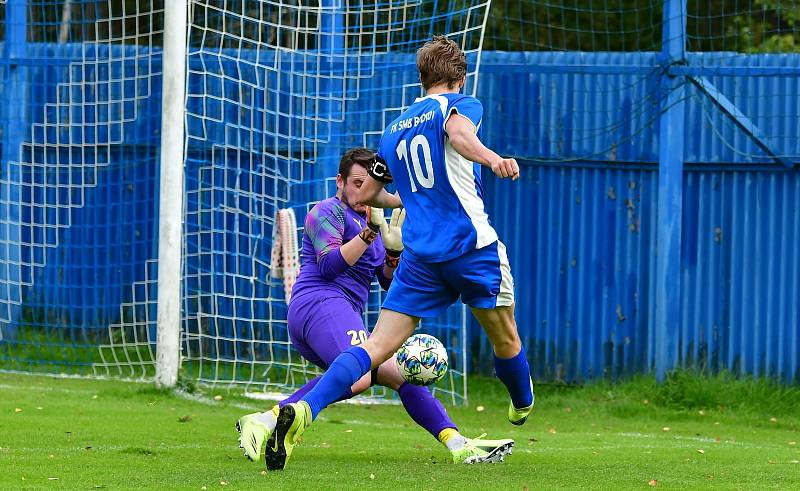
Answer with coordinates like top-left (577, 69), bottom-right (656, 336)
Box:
top-left (369, 207), bottom-right (406, 267)
top-left (358, 207), bottom-right (380, 245)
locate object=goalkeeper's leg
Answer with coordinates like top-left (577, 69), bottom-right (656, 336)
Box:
top-left (236, 375), bottom-right (357, 462)
top-left (375, 357), bottom-right (514, 463)
top-left (300, 309), bottom-right (418, 419)
top-left (241, 296), bottom-right (370, 463)
top-left (265, 309), bottom-right (417, 470)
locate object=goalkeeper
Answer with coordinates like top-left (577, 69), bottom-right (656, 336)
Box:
top-left (236, 147), bottom-right (513, 467)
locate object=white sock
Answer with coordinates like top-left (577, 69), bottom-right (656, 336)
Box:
top-left (255, 410), bottom-right (277, 432)
top-left (444, 435), bottom-right (468, 452)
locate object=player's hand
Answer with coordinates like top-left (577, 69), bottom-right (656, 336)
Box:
top-left (370, 207), bottom-right (405, 254)
top-left (490, 157), bottom-right (520, 180)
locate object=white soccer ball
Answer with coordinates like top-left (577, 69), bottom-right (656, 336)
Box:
top-left (395, 334), bottom-right (448, 386)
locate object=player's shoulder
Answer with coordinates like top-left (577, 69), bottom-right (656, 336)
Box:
top-left (448, 94), bottom-right (483, 112)
top-left (420, 94), bottom-right (483, 122)
top-left (309, 197), bottom-right (345, 224)
top-left (443, 93), bottom-right (482, 109)
top-left (443, 92), bottom-right (480, 103)
top-left (441, 93), bottom-right (483, 130)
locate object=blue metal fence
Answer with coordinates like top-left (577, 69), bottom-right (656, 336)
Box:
top-left (2, 32), bottom-right (799, 382)
top-left (476, 47), bottom-right (799, 383)
top-left (481, 163), bottom-right (800, 384)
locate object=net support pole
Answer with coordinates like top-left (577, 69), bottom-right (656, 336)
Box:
top-left (317, 0), bottom-right (345, 194)
top-left (155, 0), bottom-right (188, 388)
top-left (654, 0), bottom-right (687, 382)
top-left (0, 0), bottom-right (28, 340)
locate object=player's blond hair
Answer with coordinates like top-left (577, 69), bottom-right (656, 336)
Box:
top-left (416, 36), bottom-right (466, 91)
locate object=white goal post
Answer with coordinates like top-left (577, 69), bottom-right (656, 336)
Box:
top-left (155, 0), bottom-right (188, 389)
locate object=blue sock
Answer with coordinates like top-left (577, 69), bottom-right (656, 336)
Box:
top-left (494, 347), bottom-right (533, 409)
top-left (279, 376), bottom-right (353, 408)
top-left (302, 346), bottom-right (371, 419)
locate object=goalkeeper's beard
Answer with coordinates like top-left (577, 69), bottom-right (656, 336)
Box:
top-left (338, 190), bottom-right (367, 215)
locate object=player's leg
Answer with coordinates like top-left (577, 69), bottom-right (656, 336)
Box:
top-left (278, 370), bottom-right (374, 407)
top-left (239, 295), bottom-right (368, 462)
top-left (267, 258), bottom-right (453, 470)
top-left (239, 370), bottom-right (367, 462)
top-left (470, 304), bottom-right (534, 425)
top-left (237, 344), bottom-right (328, 461)
top-left (297, 308), bottom-right (419, 419)
top-left (445, 241), bottom-right (534, 425)
top-left (292, 255), bottom-right (452, 421)
top-left (265, 308), bottom-right (416, 470)
top-left (264, 296), bottom-right (408, 470)
top-left (375, 357), bottom-right (457, 443)
top-left (374, 359), bottom-right (514, 464)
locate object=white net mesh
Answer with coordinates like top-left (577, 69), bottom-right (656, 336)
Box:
top-left (1, 1), bottom-right (489, 405)
top-left (177, 1), bottom-right (490, 404)
top-left (0, 0), bottom-right (163, 374)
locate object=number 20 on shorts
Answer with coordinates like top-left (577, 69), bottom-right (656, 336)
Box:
top-left (347, 330), bottom-right (368, 345)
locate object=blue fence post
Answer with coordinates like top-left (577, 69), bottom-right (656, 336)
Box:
top-left (654, 0), bottom-right (687, 381)
top-left (0, 0), bottom-right (29, 341)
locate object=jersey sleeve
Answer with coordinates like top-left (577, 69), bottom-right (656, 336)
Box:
top-left (304, 202), bottom-right (345, 259)
top-left (304, 202), bottom-right (350, 280)
top-left (445, 96), bottom-right (483, 133)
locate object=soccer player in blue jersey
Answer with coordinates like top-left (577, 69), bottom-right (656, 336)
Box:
top-left (238, 147), bottom-right (513, 469)
top-left (265, 37), bottom-right (534, 470)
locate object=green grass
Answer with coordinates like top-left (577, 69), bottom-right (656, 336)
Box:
top-left (1, 372), bottom-right (799, 490)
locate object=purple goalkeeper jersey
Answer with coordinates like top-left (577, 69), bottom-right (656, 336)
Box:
top-left (290, 197), bottom-right (388, 312)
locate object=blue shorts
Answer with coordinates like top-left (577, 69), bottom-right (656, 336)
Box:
top-left (383, 241), bottom-right (515, 319)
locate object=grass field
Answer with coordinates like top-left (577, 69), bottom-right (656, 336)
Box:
top-left (2, 371), bottom-right (799, 490)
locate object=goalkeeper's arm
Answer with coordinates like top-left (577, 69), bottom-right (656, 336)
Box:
top-left (446, 114), bottom-right (520, 180)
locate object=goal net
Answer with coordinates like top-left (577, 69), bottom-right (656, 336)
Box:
top-left (0, 0), bottom-right (492, 405)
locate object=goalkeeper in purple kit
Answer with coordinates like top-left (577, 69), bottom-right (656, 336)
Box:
top-left (264, 36), bottom-right (534, 471)
top-left (236, 148), bottom-right (513, 468)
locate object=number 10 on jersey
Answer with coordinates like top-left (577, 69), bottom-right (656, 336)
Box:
top-left (396, 135), bottom-right (435, 192)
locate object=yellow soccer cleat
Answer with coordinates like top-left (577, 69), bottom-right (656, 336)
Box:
top-left (236, 406), bottom-right (277, 461)
top-left (508, 378), bottom-right (535, 426)
top-left (264, 402), bottom-right (311, 471)
top-left (451, 434), bottom-right (515, 464)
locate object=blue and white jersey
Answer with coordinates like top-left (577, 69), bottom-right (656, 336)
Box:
top-left (377, 93), bottom-right (498, 262)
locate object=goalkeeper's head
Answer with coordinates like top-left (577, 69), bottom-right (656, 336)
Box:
top-left (416, 35), bottom-right (467, 93)
top-left (335, 147), bottom-right (375, 215)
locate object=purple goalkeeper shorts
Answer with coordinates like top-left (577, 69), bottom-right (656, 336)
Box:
top-left (287, 292), bottom-right (369, 369)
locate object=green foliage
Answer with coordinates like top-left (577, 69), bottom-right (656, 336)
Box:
top-left (484, 0), bottom-right (800, 52)
top-left (484, 0), bottom-right (663, 51)
top-left (4, 1), bottom-right (798, 53)
top-left (689, 0), bottom-right (800, 52)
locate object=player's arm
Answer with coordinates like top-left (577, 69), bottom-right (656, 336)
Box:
top-left (306, 206), bottom-right (378, 280)
top-left (356, 178), bottom-right (402, 208)
top-left (353, 155), bottom-right (403, 208)
top-left (446, 114), bottom-right (520, 180)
